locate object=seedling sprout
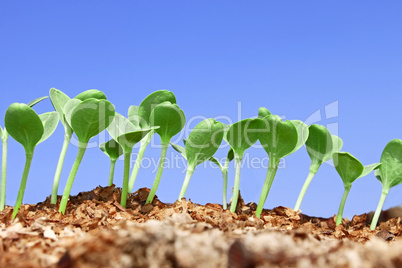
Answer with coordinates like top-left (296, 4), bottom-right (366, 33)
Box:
top-left (333, 152), bottom-right (380, 225)
top-left (294, 124), bottom-right (343, 211)
top-left (99, 139), bottom-right (123, 186)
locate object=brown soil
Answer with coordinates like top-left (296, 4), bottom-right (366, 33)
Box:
top-left (1, 185), bottom-right (402, 268)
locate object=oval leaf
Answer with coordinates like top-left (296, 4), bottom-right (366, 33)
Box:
top-left (27, 96), bottom-right (48, 107)
top-left (5, 103), bottom-right (44, 153)
top-left (138, 90), bottom-right (176, 128)
top-left (379, 139), bottom-right (402, 189)
top-left (150, 102), bottom-right (185, 144)
top-left (258, 115), bottom-right (298, 159)
top-left (74, 89), bottom-right (107, 101)
top-left (359, 163), bottom-right (381, 179)
top-left (306, 124), bottom-right (333, 164)
top-left (227, 118), bottom-right (260, 157)
top-left (64, 98), bottom-right (82, 127)
top-left (38, 111), bottom-right (59, 144)
top-left (171, 142), bottom-right (187, 160)
top-left (100, 139), bottom-right (124, 161)
top-left (288, 120), bottom-right (309, 156)
top-left (49, 88), bottom-right (71, 128)
top-left (322, 135), bottom-right (343, 163)
top-left (71, 99), bottom-right (115, 144)
top-left (333, 152), bottom-right (364, 186)
top-left (185, 119), bottom-right (224, 167)
top-left (128, 105), bottom-right (140, 128)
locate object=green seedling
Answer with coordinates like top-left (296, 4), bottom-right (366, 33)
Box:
top-left (226, 118), bottom-right (261, 213)
top-left (370, 139), bottom-right (402, 230)
top-left (99, 139), bottom-right (123, 186)
top-left (0, 96), bottom-right (48, 211)
top-left (107, 113), bottom-right (155, 207)
top-left (146, 102), bottom-right (185, 204)
top-left (128, 90), bottom-right (176, 193)
top-left (333, 152), bottom-right (380, 225)
top-left (5, 103), bottom-right (58, 219)
top-left (256, 115), bottom-right (308, 218)
top-left (173, 119), bottom-right (224, 201)
top-left (49, 88), bottom-right (107, 204)
top-left (294, 124), bottom-right (343, 211)
top-left (59, 98), bottom-right (115, 214)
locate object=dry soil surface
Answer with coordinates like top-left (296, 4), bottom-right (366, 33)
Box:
top-left (1, 185), bottom-right (402, 268)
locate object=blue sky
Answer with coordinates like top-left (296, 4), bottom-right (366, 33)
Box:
top-left (1, 1), bottom-right (401, 218)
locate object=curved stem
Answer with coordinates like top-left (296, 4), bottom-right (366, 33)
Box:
top-left (370, 187), bottom-right (389, 230)
top-left (230, 155), bottom-right (242, 213)
top-left (12, 152), bottom-right (33, 219)
top-left (294, 161), bottom-right (321, 211)
top-left (178, 165), bottom-right (195, 200)
top-left (256, 158), bottom-right (279, 218)
top-left (128, 132), bottom-right (152, 193)
top-left (59, 144), bottom-right (87, 214)
top-left (51, 130), bottom-right (72, 204)
top-left (146, 142), bottom-right (168, 204)
top-left (120, 152), bottom-right (132, 208)
top-left (108, 159), bottom-right (117, 186)
top-left (0, 132), bottom-right (9, 211)
top-left (336, 184), bottom-right (351, 225)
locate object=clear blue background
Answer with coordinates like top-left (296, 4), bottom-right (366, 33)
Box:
top-left (1, 1), bottom-right (401, 218)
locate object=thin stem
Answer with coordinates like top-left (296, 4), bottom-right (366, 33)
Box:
top-left (336, 184), bottom-right (351, 225)
top-left (51, 130), bottom-right (72, 204)
top-left (230, 155), bottom-right (242, 213)
top-left (128, 132), bottom-right (152, 193)
top-left (294, 161), bottom-right (321, 211)
top-left (146, 142), bottom-right (169, 204)
top-left (12, 152), bottom-right (33, 219)
top-left (120, 152), bottom-right (131, 208)
top-left (370, 187), bottom-right (389, 230)
top-left (0, 132), bottom-right (9, 211)
top-left (222, 158), bottom-right (230, 210)
top-left (59, 144), bottom-right (87, 214)
top-left (178, 165), bottom-right (195, 200)
top-left (255, 158), bottom-right (280, 218)
top-left (108, 159), bottom-right (117, 186)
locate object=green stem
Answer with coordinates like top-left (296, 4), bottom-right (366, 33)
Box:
top-left (178, 165), bottom-right (195, 200)
top-left (255, 158), bottom-right (280, 218)
top-left (370, 187), bottom-right (389, 230)
top-left (230, 155), bottom-right (242, 213)
top-left (294, 161), bottom-right (321, 211)
top-left (108, 159), bottom-right (117, 186)
top-left (51, 130), bottom-right (72, 204)
top-left (222, 159), bottom-right (229, 210)
top-left (59, 144), bottom-right (87, 214)
top-left (12, 152), bottom-right (33, 219)
top-left (0, 132), bottom-right (9, 211)
top-left (121, 152), bottom-right (131, 208)
top-left (336, 184), bottom-right (351, 225)
top-left (128, 132), bottom-right (152, 193)
top-left (146, 142), bottom-right (169, 204)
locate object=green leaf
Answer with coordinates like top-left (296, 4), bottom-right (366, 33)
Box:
top-left (74, 89), bottom-right (107, 101)
top-left (378, 139), bottom-right (402, 189)
top-left (185, 119), bottom-right (224, 167)
top-left (333, 152), bottom-right (364, 186)
top-left (49, 88), bottom-right (71, 128)
top-left (171, 142), bottom-right (187, 160)
top-left (100, 139), bottom-right (123, 161)
top-left (209, 156), bottom-right (223, 170)
top-left (227, 148), bottom-right (234, 162)
top-left (27, 96), bottom-right (48, 107)
top-left (359, 163), bottom-right (381, 179)
top-left (258, 107), bottom-right (271, 118)
top-left (38, 112), bottom-right (59, 144)
top-left (305, 124), bottom-right (333, 164)
top-left (150, 102), bottom-right (185, 144)
top-left (288, 120), bottom-right (309, 156)
top-left (70, 99), bottom-right (115, 144)
top-left (258, 115), bottom-right (298, 159)
top-left (5, 103), bottom-right (44, 153)
top-left (227, 118), bottom-right (260, 158)
top-left (107, 113), bottom-right (155, 153)
top-left (128, 105), bottom-right (140, 128)
top-left (64, 98), bottom-right (82, 127)
top-left (138, 90), bottom-right (176, 128)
